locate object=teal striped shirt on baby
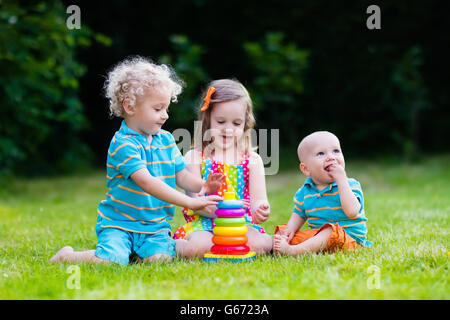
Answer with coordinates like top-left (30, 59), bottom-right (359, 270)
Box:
top-left (96, 120), bottom-right (186, 234)
top-left (293, 177), bottom-right (372, 247)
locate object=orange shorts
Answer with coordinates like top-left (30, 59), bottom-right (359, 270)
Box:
top-left (275, 223), bottom-right (360, 252)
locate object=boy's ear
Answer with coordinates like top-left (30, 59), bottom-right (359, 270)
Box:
top-left (299, 163), bottom-right (310, 176)
top-left (122, 100), bottom-right (135, 116)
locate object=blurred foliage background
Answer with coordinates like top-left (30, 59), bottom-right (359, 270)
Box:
top-left (0, 0), bottom-right (449, 179)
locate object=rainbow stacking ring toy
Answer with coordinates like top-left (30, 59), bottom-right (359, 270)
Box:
top-left (204, 191), bottom-right (256, 263)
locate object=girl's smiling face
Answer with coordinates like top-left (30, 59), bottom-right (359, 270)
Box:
top-left (209, 99), bottom-right (246, 150)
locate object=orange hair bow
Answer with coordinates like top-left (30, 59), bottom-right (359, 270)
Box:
top-left (200, 86), bottom-right (216, 111)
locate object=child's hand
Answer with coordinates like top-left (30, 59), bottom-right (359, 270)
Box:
top-left (242, 198), bottom-right (250, 209)
top-left (252, 201), bottom-right (270, 224)
top-left (327, 163), bottom-right (347, 183)
top-left (280, 229), bottom-right (294, 243)
top-left (199, 173), bottom-right (225, 195)
top-left (188, 195), bottom-right (223, 213)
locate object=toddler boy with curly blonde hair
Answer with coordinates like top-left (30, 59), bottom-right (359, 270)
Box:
top-left (51, 56), bottom-right (223, 265)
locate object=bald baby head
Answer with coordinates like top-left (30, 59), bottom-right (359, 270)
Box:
top-left (297, 131), bottom-right (340, 163)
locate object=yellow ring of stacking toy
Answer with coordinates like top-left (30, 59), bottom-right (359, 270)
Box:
top-left (213, 225), bottom-right (248, 236)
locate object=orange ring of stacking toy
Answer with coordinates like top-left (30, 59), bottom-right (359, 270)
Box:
top-left (211, 245), bottom-right (250, 255)
top-left (213, 225), bottom-right (247, 236)
top-left (212, 235), bottom-right (248, 246)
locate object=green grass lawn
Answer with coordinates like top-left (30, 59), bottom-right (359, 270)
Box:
top-left (0, 155), bottom-right (449, 299)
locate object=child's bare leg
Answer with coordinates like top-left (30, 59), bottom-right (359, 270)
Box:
top-left (142, 254), bottom-right (173, 263)
top-left (50, 246), bottom-right (110, 264)
top-left (246, 227), bottom-right (273, 254)
top-left (274, 226), bottom-right (332, 256)
top-left (175, 231), bottom-right (213, 259)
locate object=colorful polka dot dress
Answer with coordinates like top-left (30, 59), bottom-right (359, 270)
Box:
top-left (173, 153), bottom-right (266, 239)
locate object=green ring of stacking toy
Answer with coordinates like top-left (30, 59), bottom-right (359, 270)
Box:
top-left (217, 200), bottom-right (243, 209)
top-left (214, 217), bottom-right (246, 227)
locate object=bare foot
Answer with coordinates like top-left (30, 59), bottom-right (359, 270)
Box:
top-left (50, 246), bottom-right (74, 263)
top-left (273, 235), bottom-right (293, 256)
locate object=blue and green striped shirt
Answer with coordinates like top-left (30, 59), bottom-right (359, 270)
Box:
top-left (96, 120), bottom-right (186, 234)
top-left (293, 177), bottom-right (372, 247)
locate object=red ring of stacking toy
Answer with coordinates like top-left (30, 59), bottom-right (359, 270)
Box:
top-left (211, 245), bottom-right (250, 255)
top-left (212, 235), bottom-right (248, 246)
top-left (215, 208), bottom-right (245, 218)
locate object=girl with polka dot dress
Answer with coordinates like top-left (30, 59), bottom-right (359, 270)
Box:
top-left (174, 79), bottom-right (273, 258)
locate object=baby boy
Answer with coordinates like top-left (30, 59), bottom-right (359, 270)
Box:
top-left (273, 131), bottom-right (372, 255)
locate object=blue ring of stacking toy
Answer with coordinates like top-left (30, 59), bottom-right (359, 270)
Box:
top-left (217, 200), bottom-right (243, 209)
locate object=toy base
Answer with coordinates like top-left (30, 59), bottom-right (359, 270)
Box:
top-left (203, 251), bottom-right (256, 263)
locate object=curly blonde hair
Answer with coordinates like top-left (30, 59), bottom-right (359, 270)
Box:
top-left (104, 56), bottom-right (184, 117)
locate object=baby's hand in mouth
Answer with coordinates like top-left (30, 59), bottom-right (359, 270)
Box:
top-left (326, 162), bottom-right (347, 181)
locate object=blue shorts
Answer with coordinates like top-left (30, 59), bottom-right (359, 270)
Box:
top-left (94, 226), bottom-right (175, 265)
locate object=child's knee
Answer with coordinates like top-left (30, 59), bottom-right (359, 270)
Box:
top-left (175, 237), bottom-right (212, 258)
top-left (186, 242), bottom-right (211, 258)
top-left (319, 225), bottom-right (333, 237)
top-left (248, 234), bottom-right (273, 254)
top-left (143, 254), bottom-right (173, 263)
